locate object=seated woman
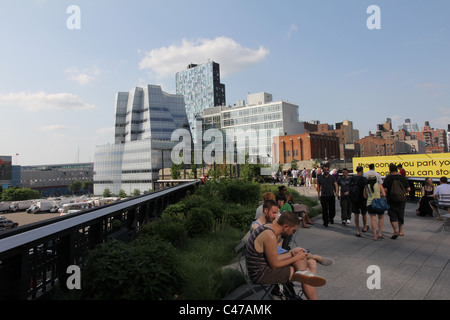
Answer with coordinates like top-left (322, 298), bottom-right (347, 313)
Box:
top-left (417, 177), bottom-right (434, 217)
top-left (286, 193), bottom-right (314, 228)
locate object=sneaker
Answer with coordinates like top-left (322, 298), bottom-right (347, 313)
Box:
top-left (346, 219), bottom-right (351, 225)
top-left (316, 256), bottom-right (334, 266)
top-left (293, 270), bottom-right (326, 287)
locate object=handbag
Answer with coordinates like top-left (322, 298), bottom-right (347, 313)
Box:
top-left (367, 186), bottom-right (390, 211)
top-left (371, 198), bottom-right (390, 211)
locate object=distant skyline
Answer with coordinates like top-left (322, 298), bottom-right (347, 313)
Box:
top-left (0, 0), bottom-right (449, 166)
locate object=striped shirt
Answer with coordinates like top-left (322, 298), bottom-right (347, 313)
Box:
top-left (245, 225), bottom-right (275, 283)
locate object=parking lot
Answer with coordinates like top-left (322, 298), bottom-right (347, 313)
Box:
top-left (0, 210), bottom-right (59, 230)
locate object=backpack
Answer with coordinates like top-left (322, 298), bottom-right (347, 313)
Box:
top-left (390, 178), bottom-right (406, 202)
top-left (349, 176), bottom-right (363, 203)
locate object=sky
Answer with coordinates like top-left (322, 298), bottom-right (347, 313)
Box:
top-left (0, 0), bottom-right (449, 166)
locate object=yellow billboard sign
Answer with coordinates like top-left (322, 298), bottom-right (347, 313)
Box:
top-left (352, 153), bottom-right (450, 178)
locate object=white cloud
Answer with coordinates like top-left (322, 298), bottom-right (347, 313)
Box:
top-left (38, 124), bottom-right (68, 132)
top-left (96, 127), bottom-right (114, 135)
top-left (415, 82), bottom-right (448, 98)
top-left (433, 107), bottom-right (450, 128)
top-left (138, 36), bottom-right (269, 79)
top-left (65, 66), bottom-right (100, 85)
top-left (0, 91), bottom-right (96, 111)
top-left (286, 24), bottom-right (298, 39)
top-left (344, 69), bottom-right (369, 78)
top-left (415, 82), bottom-right (447, 89)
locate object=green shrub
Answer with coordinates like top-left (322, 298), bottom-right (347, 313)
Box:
top-left (224, 204), bottom-right (255, 231)
top-left (215, 179), bottom-right (260, 205)
top-left (185, 207), bottom-right (214, 238)
top-left (161, 202), bottom-right (188, 222)
top-left (140, 218), bottom-right (188, 249)
top-left (81, 237), bottom-right (182, 300)
top-left (177, 194), bottom-right (207, 211)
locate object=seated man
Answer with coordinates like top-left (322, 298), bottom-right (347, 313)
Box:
top-left (246, 211), bottom-right (327, 300)
top-left (251, 199), bottom-right (279, 232)
top-left (252, 199), bottom-right (288, 255)
top-left (430, 176), bottom-right (450, 220)
top-left (255, 192), bottom-right (276, 220)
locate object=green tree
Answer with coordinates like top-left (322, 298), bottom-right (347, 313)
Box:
top-left (82, 181), bottom-right (93, 195)
top-left (290, 158), bottom-right (298, 170)
top-left (102, 188), bottom-right (112, 197)
top-left (1, 187), bottom-right (41, 201)
top-left (117, 189), bottom-right (127, 198)
top-left (69, 181), bottom-right (82, 194)
top-left (170, 162), bottom-right (182, 179)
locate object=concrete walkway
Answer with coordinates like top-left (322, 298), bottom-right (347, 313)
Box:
top-left (224, 185), bottom-right (450, 300)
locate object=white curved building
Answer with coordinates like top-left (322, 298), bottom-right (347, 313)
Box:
top-left (94, 85), bottom-right (190, 195)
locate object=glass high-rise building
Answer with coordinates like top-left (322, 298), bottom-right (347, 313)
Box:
top-left (94, 85), bottom-right (190, 195)
top-left (176, 61), bottom-right (225, 138)
top-left (202, 92), bottom-right (302, 165)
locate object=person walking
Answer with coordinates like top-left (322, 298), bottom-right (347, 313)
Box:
top-left (305, 168), bottom-right (311, 188)
top-left (382, 163), bottom-right (410, 239)
top-left (364, 173), bottom-right (387, 240)
top-left (317, 164), bottom-right (338, 227)
top-left (349, 165), bottom-right (369, 237)
top-left (337, 168), bottom-right (352, 225)
top-left (363, 163), bottom-right (383, 184)
top-left (292, 168), bottom-right (298, 187)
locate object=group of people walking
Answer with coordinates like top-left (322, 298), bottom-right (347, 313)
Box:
top-left (272, 167), bottom-right (319, 188)
top-left (317, 163), bottom-right (410, 241)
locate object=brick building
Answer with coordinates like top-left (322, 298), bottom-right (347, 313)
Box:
top-left (409, 121), bottom-right (447, 153)
top-left (273, 133), bottom-right (339, 164)
top-left (302, 120), bottom-right (359, 159)
top-left (355, 135), bottom-right (396, 157)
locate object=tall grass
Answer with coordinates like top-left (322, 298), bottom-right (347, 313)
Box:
top-left (178, 225), bottom-right (246, 300)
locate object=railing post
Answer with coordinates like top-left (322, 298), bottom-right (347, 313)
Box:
top-left (0, 253), bottom-right (22, 299)
top-left (56, 233), bottom-right (75, 295)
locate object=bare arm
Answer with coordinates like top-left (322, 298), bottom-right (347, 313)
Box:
top-left (260, 231), bottom-right (304, 269)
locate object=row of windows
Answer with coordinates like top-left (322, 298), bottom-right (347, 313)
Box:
top-left (94, 180), bottom-right (153, 184)
top-left (222, 112), bottom-right (282, 127)
top-left (222, 104), bottom-right (282, 119)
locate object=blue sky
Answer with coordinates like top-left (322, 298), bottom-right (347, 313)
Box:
top-left (0, 0), bottom-right (449, 166)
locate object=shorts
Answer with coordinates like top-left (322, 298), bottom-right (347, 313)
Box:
top-left (388, 202), bottom-right (406, 224)
top-left (257, 266), bottom-right (292, 285)
top-left (367, 205), bottom-right (384, 215)
top-left (351, 201), bottom-right (367, 215)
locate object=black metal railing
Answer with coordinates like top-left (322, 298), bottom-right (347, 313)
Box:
top-left (0, 181), bottom-right (199, 300)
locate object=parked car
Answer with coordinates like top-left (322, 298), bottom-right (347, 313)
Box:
top-left (0, 215), bottom-right (19, 229)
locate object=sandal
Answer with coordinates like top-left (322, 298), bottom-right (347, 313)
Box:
top-left (355, 233), bottom-right (361, 237)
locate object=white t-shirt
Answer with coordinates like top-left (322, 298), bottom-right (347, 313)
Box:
top-left (364, 170), bottom-right (383, 184)
top-left (434, 183), bottom-right (450, 203)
